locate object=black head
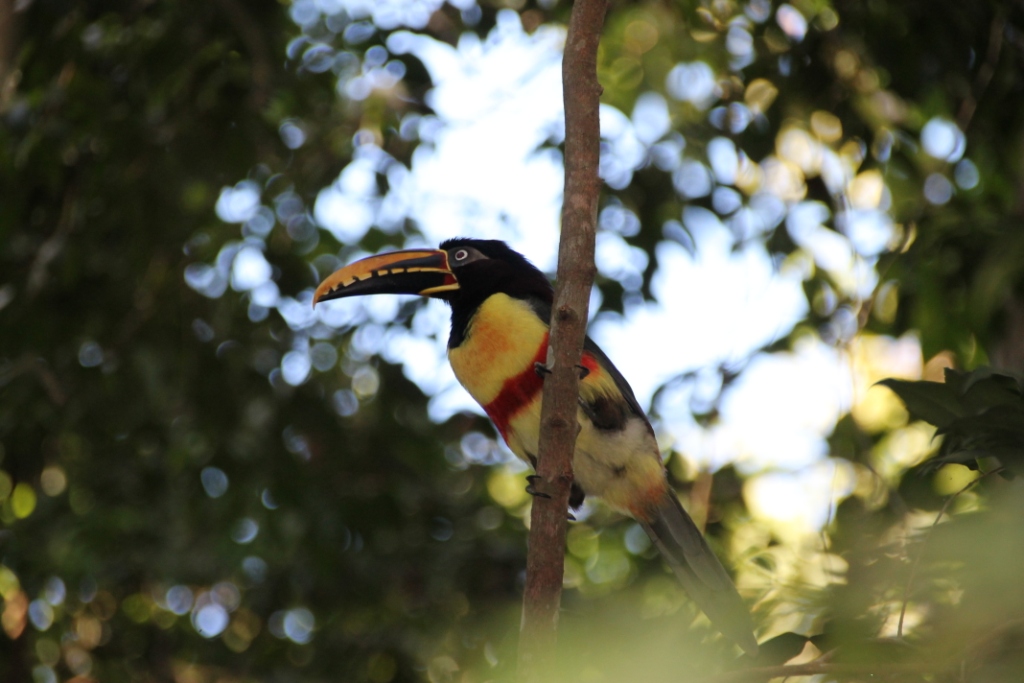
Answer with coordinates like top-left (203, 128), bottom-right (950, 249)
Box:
top-left (438, 238), bottom-right (552, 303)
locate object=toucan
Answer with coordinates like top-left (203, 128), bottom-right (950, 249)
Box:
top-left (313, 238), bottom-right (759, 654)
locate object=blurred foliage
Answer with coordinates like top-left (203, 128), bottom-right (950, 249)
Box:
top-left (2, 0), bottom-right (1024, 682)
top-left (882, 367), bottom-right (1024, 476)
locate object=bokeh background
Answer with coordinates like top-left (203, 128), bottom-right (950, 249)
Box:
top-left (3, 0), bottom-right (1024, 681)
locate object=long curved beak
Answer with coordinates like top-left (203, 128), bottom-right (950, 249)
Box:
top-left (313, 249), bottom-right (460, 306)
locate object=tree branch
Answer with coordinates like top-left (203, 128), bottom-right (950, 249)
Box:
top-left (516, 0), bottom-right (606, 679)
top-left (696, 661), bottom-right (938, 683)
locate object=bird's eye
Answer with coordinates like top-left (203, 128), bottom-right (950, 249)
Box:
top-left (453, 249), bottom-right (469, 261)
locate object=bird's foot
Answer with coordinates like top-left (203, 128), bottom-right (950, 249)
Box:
top-left (525, 476), bottom-right (578, 520)
top-left (524, 474), bottom-right (551, 499)
top-left (533, 362), bottom-right (590, 380)
top-left (526, 476), bottom-right (577, 520)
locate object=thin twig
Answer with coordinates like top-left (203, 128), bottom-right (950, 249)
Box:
top-left (957, 7), bottom-right (1006, 132)
top-left (855, 221), bottom-right (915, 330)
top-left (0, 355), bottom-right (67, 405)
top-left (27, 185), bottom-right (77, 298)
top-left (697, 660), bottom-right (938, 683)
top-left (0, 0), bottom-right (21, 112)
top-left (896, 467), bottom-right (1003, 637)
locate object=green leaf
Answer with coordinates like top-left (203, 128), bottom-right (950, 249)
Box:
top-left (959, 370), bottom-right (1024, 414)
top-left (941, 367), bottom-right (970, 394)
top-left (937, 403), bottom-right (1024, 439)
top-left (928, 402), bottom-right (1024, 475)
top-left (876, 378), bottom-right (966, 428)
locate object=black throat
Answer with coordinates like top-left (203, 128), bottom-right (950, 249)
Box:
top-left (442, 260), bottom-right (554, 349)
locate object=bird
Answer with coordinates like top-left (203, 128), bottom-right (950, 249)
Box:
top-left (313, 238), bottom-right (759, 654)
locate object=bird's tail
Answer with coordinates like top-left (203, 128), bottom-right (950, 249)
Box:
top-left (640, 490), bottom-right (759, 655)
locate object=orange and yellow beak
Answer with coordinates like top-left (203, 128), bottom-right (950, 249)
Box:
top-left (313, 249), bottom-right (460, 306)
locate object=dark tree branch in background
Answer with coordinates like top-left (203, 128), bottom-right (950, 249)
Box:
top-left (956, 6), bottom-right (1006, 132)
top-left (517, 0), bottom-right (606, 679)
top-left (0, 0), bottom-right (19, 111)
top-left (0, 355), bottom-right (66, 406)
top-left (27, 183), bottom-right (77, 299)
top-left (215, 0), bottom-right (273, 110)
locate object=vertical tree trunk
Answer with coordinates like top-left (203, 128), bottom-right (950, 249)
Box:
top-left (517, 0), bottom-right (606, 679)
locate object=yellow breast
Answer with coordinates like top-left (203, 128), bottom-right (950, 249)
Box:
top-left (447, 294), bottom-right (549, 406)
